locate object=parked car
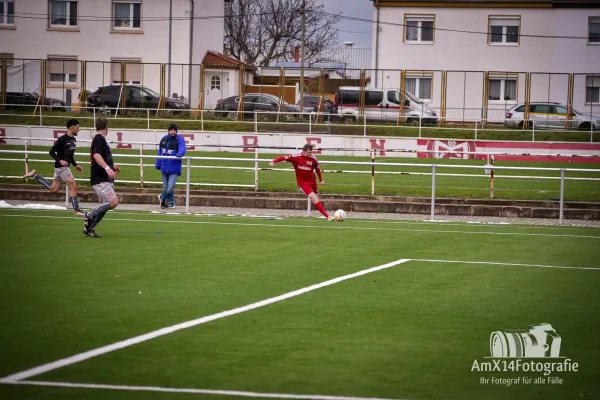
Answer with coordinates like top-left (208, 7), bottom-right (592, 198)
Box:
top-left (87, 85), bottom-right (189, 113)
top-left (297, 95), bottom-right (334, 113)
top-left (296, 95), bottom-right (338, 122)
top-left (215, 93), bottom-right (311, 120)
top-left (334, 86), bottom-right (438, 125)
top-left (4, 92), bottom-right (67, 111)
top-left (505, 102), bottom-right (600, 131)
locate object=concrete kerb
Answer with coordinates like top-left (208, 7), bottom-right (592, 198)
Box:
top-left (2, 199), bottom-right (600, 228)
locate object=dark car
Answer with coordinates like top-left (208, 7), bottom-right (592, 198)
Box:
top-left (4, 92), bottom-right (67, 111)
top-left (215, 93), bottom-right (311, 120)
top-left (297, 95), bottom-right (334, 113)
top-left (87, 85), bottom-right (189, 113)
top-left (297, 95), bottom-right (338, 122)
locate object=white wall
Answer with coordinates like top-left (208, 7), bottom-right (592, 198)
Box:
top-left (0, 0), bottom-right (225, 102)
top-left (192, 0), bottom-right (226, 64)
top-left (372, 5), bottom-right (600, 119)
top-left (374, 6), bottom-right (599, 73)
top-left (1, 0), bottom-right (193, 63)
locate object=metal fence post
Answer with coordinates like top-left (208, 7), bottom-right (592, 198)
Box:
top-left (139, 145), bottom-right (144, 187)
top-left (147, 109), bottom-right (150, 130)
top-left (430, 165), bottom-right (436, 221)
top-left (419, 116), bottom-right (422, 138)
top-left (474, 120), bottom-right (478, 140)
top-left (24, 139), bottom-right (29, 177)
top-left (254, 146), bottom-right (259, 192)
top-left (532, 123), bottom-right (535, 142)
top-left (254, 111), bottom-right (258, 133)
top-left (371, 151), bottom-right (375, 195)
top-left (39, 105), bottom-right (43, 127)
top-left (185, 157), bottom-right (191, 214)
top-left (309, 113), bottom-right (312, 135)
top-left (306, 196), bottom-right (311, 217)
top-left (93, 107), bottom-right (96, 123)
top-left (363, 112), bottom-right (366, 137)
top-left (559, 168), bottom-right (565, 225)
top-left (65, 185), bottom-right (70, 209)
top-left (201, 110), bottom-right (204, 132)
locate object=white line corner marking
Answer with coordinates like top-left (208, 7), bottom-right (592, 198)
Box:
top-left (0, 258), bottom-right (411, 383)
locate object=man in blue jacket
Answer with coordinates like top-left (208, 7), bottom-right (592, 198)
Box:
top-left (156, 123), bottom-right (187, 208)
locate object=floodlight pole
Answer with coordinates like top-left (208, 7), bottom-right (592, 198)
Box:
top-left (168, 0), bottom-right (173, 96)
top-left (299, 0), bottom-right (306, 112)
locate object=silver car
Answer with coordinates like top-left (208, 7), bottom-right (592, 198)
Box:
top-left (505, 102), bottom-right (600, 131)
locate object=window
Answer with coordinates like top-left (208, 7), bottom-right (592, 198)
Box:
top-left (339, 90), bottom-right (359, 105)
top-left (404, 15), bottom-right (434, 43)
top-left (405, 77), bottom-right (432, 101)
top-left (257, 96), bottom-right (278, 106)
top-left (49, 1), bottom-right (78, 27)
top-left (488, 79), bottom-right (517, 101)
top-left (47, 56), bottom-right (78, 85)
top-left (589, 17), bottom-right (600, 43)
top-left (530, 104), bottom-right (551, 114)
top-left (586, 75), bottom-right (600, 104)
top-left (514, 105), bottom-right (526, 112)
top-left (127, 86), bottom-right (154, 99)
top-left (0, 0), bottom-right (14, 25)
top-left (554, 105), bottom-right (568, 115)
top-left (489, 16), bottom-right (520, 45)
top-left (113, 1), bottom-right (141, 30)
top-left (210, 76), bottom-right (221, 90)
top-left (100, 86), bottom-right (120, 96)
top-left (387, 90), bottom-right (401, 105)
top-left (111, 59), bottom-right (142, 84)
top-left (365, 90), bottom-right (383, 106)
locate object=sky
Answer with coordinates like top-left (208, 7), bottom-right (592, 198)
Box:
top-left (321, 0), bottom-right (374, 48)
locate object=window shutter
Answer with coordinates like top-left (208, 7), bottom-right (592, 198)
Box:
top-left (125, 63), bottom-right (142, 82)
top-left (490, 18), bottom-right (520, 26)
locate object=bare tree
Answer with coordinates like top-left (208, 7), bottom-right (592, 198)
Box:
top-left (224, 0), bottom-right (340, 67)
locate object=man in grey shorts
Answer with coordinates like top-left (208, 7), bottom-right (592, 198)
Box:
top-left (23, 119), bottom-right (84, 215)
top-left (83, 117), bottom-right (120, 238)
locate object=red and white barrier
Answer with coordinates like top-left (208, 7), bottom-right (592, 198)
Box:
top-left (1, 125), bottom-right (599, 163)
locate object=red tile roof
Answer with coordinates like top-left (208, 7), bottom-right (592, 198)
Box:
top-left (202, 51), bottom-right (256, 69)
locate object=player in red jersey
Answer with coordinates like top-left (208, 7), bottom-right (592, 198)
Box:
top-left (270, 144), bottom-right (334, 221)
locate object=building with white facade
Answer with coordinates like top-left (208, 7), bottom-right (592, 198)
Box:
top-left (0, 0), bottom-right (229, 108)
top-left (370, 0), bottom-right (600, 122)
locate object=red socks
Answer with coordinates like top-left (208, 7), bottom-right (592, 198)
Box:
top-left (315, 202), bottom-right (329, 218)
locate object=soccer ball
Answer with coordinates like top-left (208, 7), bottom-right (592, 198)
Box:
top-left (334, 209), bottom-right (346, 221)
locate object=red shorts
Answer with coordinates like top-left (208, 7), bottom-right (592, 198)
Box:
top-left (299, 182), bottom-right (318, 196)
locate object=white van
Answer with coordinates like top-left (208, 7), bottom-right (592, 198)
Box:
top-left (334, 86), bottom-right (438, 125)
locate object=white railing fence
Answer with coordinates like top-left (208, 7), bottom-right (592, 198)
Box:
top-left (0, 104), bottom-right (598, 142)
top-left (1, 143), bottom-right (599, 225)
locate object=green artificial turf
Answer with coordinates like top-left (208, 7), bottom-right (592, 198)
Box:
top-left (0, 209), bottom-right (599, 400)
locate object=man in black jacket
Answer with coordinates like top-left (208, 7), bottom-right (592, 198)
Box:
top-left (23, 119), bottom-right (84, 215)
top-left (83, 117), bottom-right (120, 238)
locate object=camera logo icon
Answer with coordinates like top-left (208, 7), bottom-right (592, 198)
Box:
top-left (490, 323), bottom-right (562, 358)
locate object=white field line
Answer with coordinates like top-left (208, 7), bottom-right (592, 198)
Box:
top-left (2, 380), bottom-right (404, 400)
top-left (411, 258), bottom-right (599, 271)
top-left (1, 207), bottom-right (598, 232)
top-left (0, 258), bottom-right (411, 383)
top-left (0, 213), bottom-right (599, 239)
top-left (352, 218), bottom-right (599, 231)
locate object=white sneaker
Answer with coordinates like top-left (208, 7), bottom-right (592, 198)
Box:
top-left (327, 216), bottom-right (335, 221)
top-left (23, 169), bottom-right (37, 179)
